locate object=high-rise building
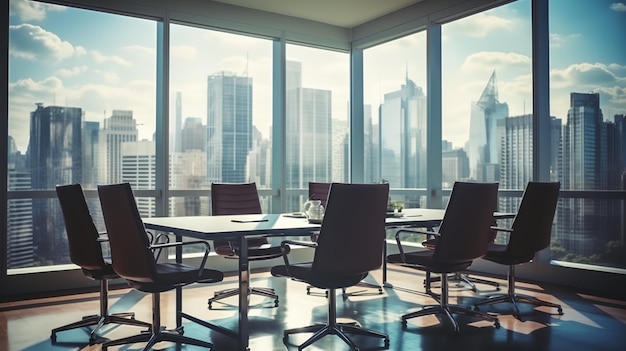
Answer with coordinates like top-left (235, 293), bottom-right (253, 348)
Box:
top-left (557, 92), bottom-right (609, 255)
top-left (467, 71), bottom-right (508, 181)
top-left (497, 114), bottom-right (561, 212)
top-left (99, 110), bottom-right (138, 184)
top-left (82, 121), bottom-right (100, 188)
top-left (285, 61), bottom-right (332, 190)
top-left (378, 74), bottom-right (427, 192)
top-left (442, 148), bottom-right (469, 188)
top-left (7, 137), bottom-right (33, 269)
top-left (174, 91), bottom-right (183, 153)
top-left (206, 71), bottom-right (253, 184)
top-left (181, 117), bottom-right (206, 152)
top-left (27, 104), bottom-right (83, 264)
top-left (121, 140), bottom-right (156, 217)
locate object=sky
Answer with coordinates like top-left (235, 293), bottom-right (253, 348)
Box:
top-left (7, 0), bottom-right (626, 152)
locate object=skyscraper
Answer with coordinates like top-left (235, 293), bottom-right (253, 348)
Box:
top-left (467, 71), bottom-right (508, 181)
top-left (28, 104), bottom-right (83, 264)
top-left (99, 110), bottom-right (138, 184)
top-left (285, 61), bottom-right (332, 189)
top-left (557, 92), bottom-right (609, 255)
top-left (206, 71), bottom-right (253, 183)
top-left (378, 74), bottom-right (427, 190)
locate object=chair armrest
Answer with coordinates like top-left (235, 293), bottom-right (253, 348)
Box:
top-left (149, 240), bottom-right (212, 277)
top-left (491, 226), bottom-right (513, 233)
top-left (394, 229), bottom-right (440, 263)
top-left (278, 240), bottom-right (317, 276)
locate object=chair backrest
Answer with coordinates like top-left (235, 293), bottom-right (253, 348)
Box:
top-left (211, 182), bottom-right (262, 215)
top-left (98, 183), bottom-right (158, 283)
top-left (506, 182), bottom-right (560, 257)
top-left (434, 182), bottom-right (499, 264)
top-left (56, 184), bottom-right (107, 270)
top-left (308, 182), bottom-right (331, 208)
top-left (312, 183), bottom-right (389, 277)
top-left (211, 182), bottom-right (267, 248)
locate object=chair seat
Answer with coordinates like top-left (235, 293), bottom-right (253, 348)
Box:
top-left (272, 263), bottom-right (367, 290)
top-left (127, 263), bottom-right (223, 292)
top-left (483, 243), bottom-right (535, 265)
top-left (81, 264), bottom-right (119, 281)
top-left (387, 249), bottom-right (473, 273)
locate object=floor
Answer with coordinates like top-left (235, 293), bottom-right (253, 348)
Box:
top-left (1, 266), bottom-right (625, 351)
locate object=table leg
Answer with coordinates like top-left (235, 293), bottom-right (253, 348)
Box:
top-left (176, 233), bottom-right (183, 327)
top-left (238, 236), bottom-right (250, 351)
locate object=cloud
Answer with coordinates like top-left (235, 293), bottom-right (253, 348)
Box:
top-left (90, 50), bottom-right (132, 66)
top-left (610, 2), bottom-right (626, 12)
top-left (57, 65), bottom-right (88, 77)
top-left (461, 51), bottom-right (531, 72)
top-left (9, 0), bottom-right (65, 21)
top-left (9, 24), bottom-right (81, 62)
top-left (448, 12), bottom-right (513, 38)
top-left (551, 63), bottom-right (620, 88)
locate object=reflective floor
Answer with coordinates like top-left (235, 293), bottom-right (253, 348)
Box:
top-left (1, 266), bottom-right (625, 351)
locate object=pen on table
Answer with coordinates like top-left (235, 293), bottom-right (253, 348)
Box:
top-left (231, 219), bottom-right (269, 223)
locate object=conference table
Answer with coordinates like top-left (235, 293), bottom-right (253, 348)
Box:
top-left (143, 208), bottom-right (513, 350)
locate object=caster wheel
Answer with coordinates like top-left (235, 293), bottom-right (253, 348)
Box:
top-left (557, 307), bottom-right (563, 315)
top-left (306, 287), bottom-right (311, 295)
top-left (401, 320), bottom-right (407, 328)
top-left (274, 299), bottom-right (279, 307)
top-left (208, 302), bottom-right (213, 309)
top-left (50, 334), bottom-right (57, 342)
top-left (494, 320), bottom-right (501, 329)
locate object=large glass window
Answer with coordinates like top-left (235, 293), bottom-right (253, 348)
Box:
top-left (441, 0), bottom-right (532, 192)
top-left (363, 32), bottom-right (427, 210)
top-left (549, 0), bottom-right (626, 270)
top-left (7, 0), bottom-right (156, 270)
top-left (169, 25), bottom-right (272, 215)
top-left (284, 44), bottom-right (349, 212)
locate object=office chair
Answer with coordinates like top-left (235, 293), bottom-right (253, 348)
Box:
top-left (208, 182), bottom-right (282, 309)
top-left (387, 181), bottom-right (501, 331)
top-left (474, 181), bottom-right (563, 320)
top-left (306, 181), bottom-right (384, 298)
top-left (271, 183), bottom-right (390, 350)
top-left (98, 183), bottom-right (224, 351)
top-left (51, 184), bottom-right (151, 344)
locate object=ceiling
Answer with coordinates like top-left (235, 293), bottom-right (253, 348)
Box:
top-left (212, 0), bottom-right (424, 28)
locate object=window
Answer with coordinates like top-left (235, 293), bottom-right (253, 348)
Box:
top-left (363, 32), bottom-right (428, 210)
top-left (7, 0), bottom-right (156, 270)
top-left (169, 25), bottom-right (272, 215)
top-left (549, 0), bottom-right (626, 270)
top-left (284, 44), bottom-right (349, 212)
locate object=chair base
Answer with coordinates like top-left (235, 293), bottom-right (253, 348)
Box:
top-left (208, 286), bottom-right (278, 308)
top-left (425, 272), bottom-right (500, 293)
top-left (102, 291), bottom-right (214, 351)
top-left (101, 327), bottom-right (214, 351)
top-left (285, 322), bottom-right (389, 351)
top-left (51, 312), bottom-right (151, 344)
top-left (402, 304), bottom-right (500, 332)
top-left (474, 293), bottom-right (564, 320)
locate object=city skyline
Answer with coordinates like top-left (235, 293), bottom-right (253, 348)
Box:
top-left (8, 0), bottom-right (626, 152)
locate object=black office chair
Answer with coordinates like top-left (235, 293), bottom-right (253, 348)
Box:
top-left (474, 181), bottom-right (563, 319)
top-left (98, 183), bottom-right (224, 351)
top-left (208, 182), bottom-right (282, 309)
top-left (271, 183), bottom-right (390, 350)
top-left (387, 181), bottom-right (500, 331)
top-left (51, 184), bottom-right (151, 344)
top-left (306, 181), bottom-right (383, 298)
